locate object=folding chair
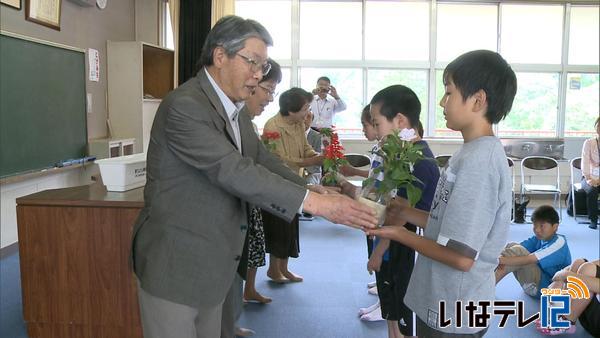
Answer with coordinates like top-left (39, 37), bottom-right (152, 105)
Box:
top-left (344, 153), bottom-right (371, 168)
top-left (435, 154), bottom-right (452, 169)
top-left (569, 157), bottom-right (590, 223)
top-left (508, 157), bottom-right (515, 222)
top-left (520, 156), bottom-right (561, 221)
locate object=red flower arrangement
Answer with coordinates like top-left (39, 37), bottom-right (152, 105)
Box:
top-left (261, 131), bottom-right (280, 152)
top-left (320, 127), bottom-right (348, 185)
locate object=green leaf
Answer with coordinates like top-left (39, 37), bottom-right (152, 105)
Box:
top-left (406, 184), bottom-right (422, 207)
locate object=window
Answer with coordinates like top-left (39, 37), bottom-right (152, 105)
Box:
top-left (500, 4), bottom-right (563, 64)
top-left (300, 68), bottom-right (363, 133)
top-left (299, 1), bottom-right (362, 60)
top-left (234, 1), bottom-right (599, 139)
top-left (498, 72), bottom-right (559, 138)
top-left (569, 7), bottom-right (599, 65)
top-left (565, 73), bottom-right (599, 137)
top-left (437, 4), bottom-right (497, 62)
top-left (236, 0), bottom-right (292, 59)
top-left (365, 1), bottom-right (429, 61)
top-left (368, 69), bottom-right (429, 133)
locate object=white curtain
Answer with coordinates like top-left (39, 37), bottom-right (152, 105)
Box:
top-left (211, 0), bottom-right (235, 27)
top-left (168, 0), bottom-right (180, 86)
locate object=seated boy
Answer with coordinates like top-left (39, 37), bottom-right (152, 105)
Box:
top-left (495, 205), bottom-right (571, 296)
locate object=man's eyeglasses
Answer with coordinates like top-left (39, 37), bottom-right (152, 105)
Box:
top-left (258, 84), bottom-right (278, 97)
top-left (236, 53), bottom-right (271, 76)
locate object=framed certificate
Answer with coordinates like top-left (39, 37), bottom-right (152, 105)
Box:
top-left (26, 0), bottom-right (61, 30)
top-left (1, 0), bottom-right (21, 9)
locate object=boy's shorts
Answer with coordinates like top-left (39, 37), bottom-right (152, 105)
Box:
top-left (501, 242), bottom-right (541, 296)
top-left (579, 264), bottom-right (600, 337)
top-left (375, 240), bottom-right (416, 336)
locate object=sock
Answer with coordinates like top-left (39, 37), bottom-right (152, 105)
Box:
top-left (358, 300), bottom-right (380, 316)
top-left (360, 305), bottom-right (383, 322)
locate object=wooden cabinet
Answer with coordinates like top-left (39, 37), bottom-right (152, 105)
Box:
top-left (16, 184), bottom-right (144, 338)
top-left (88, 138), bottom-right (135, 159)
top-left (107, 41), bottom-right (174, 154)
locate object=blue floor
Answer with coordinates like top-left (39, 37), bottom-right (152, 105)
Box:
top-left (1, 209), bottom-right (598, 338)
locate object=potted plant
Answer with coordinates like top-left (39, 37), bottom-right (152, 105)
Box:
top-left (319, 127), bottom-right (349, 186)
top-left (359, 128), bottom-right (426, 226)
top-left (261, 131), bottom-right (280, 152)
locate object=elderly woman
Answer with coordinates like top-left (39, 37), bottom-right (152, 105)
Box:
top-left (262, 87), bottom-right (324, 283)
top-left (239, 59), bottom-right (284, 304)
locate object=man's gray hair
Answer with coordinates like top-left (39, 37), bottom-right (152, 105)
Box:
top-left (199, 15), bottom-right (273, 67)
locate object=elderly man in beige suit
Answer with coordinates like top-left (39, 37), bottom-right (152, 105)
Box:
top-left (131, 15), bottom-right (376, 338)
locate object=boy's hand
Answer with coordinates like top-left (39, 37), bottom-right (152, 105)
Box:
top-left (339, 164), bottom-right (355, 177)
top-left (365, 224), bottom-right (408, 240)
top-left (385, 198), bottom-right (410, 224)
top-left (367, 254), bottom-right (383, 274)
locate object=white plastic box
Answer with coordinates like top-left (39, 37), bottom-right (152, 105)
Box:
top-left (95, 153), bottom-right (147, 191)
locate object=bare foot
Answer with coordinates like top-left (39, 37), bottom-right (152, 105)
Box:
top-left (235, 327), bottom-right (255, 337)
top-left (266, 270), bottom-right (289, 283)
top-left (281, 270), bottom-right (303, 282)
top-left (243, 290), bottom-right (272, 304)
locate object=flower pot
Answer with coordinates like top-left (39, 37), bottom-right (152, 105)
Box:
top-left (357, 196), bottom-right (387, 226)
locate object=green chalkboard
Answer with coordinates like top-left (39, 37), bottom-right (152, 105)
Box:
top-left (0, 32), bottom-right (87, 178)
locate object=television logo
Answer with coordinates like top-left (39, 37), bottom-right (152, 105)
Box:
top-left (437, 276), bottom-right (591, 330)
top-left (539, 276), bottom-right (590, 330)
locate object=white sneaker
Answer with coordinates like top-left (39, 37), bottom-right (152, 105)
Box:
top-left (367, 286), bottom-right (378, 295)
top-left (367, 281), bottom-right (376, 289)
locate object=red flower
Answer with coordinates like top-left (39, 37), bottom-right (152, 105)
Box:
top-left (262, 131), bottom-right (281, 141)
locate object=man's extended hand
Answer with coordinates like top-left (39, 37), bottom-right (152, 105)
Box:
top-left (303, 191), bottom-right (377, 229)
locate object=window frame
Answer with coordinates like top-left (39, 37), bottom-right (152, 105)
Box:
top-left (233, 0), bottom-right (599, 139)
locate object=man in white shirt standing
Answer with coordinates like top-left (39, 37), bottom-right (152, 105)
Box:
top-left (310, 76), bottom-right (347, 130)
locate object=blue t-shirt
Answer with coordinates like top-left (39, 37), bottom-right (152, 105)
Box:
top-left (520, 233), bottom-right (572, 291)
top-left (396, 140), bottom-right (439, 213)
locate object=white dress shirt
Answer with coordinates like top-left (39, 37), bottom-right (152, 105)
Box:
top-left (310, 96), bottom-right (347, 129)
top-left (205, 69), bottom-right (244, 152)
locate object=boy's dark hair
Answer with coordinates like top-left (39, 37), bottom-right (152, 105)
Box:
top-left (531, 205), bottom-right (560, 225)
top-left (317, 76), bottom-right (331, 84)
top-left (360, 105), bottom-right (372, 124)
top-left (416, 120), bottom-right (424, 137)
top-left (279, 87), bottom-right (313, 116)
top-left (595, 116), bottom-right (600, 128)
top-left (370, 85), bottom-right (421, 127)
top-left (261, 58), bottom-right (282, 84)
top-left (443, 50), bottom-right (517, 125)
